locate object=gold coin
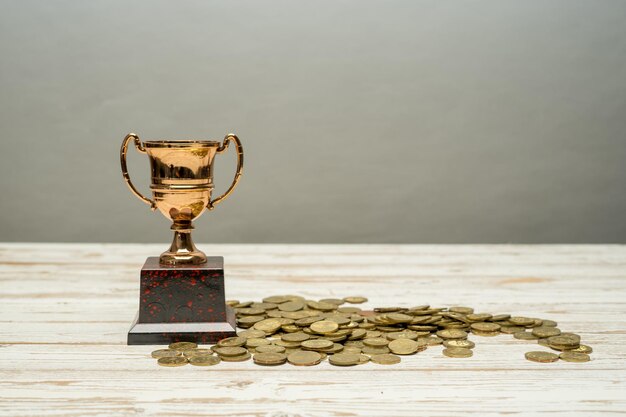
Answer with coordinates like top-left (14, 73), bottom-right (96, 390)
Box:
top-left (307, 301), bottom-right (338, 311)
top-left (301, 339), bottom-right (334, 350)
top-left (238, 329), bottom-right (266, 339)
top-left (500, 326), bottom-right (525, 334)
top-left (310, 320), bottom-right (339, 334)
top-left (253, 318), bottom-right (283, 334)
top-left (281, 332), bottom-right (310, 343)
top-left (514, 331), bottom-right (539, 340)
top-left (245, 337), bottom-right (271, 348)
top-left (436, 329), bottom-right (468, 340)
top-left (328, 353), bottom-right (360, 366)
top-left (388, 338), bottom-right (421, 355)
top-left (362, 345), bottom-right (390, 355)
top-left (358, 354), bottom-right (370, 364)
top-left (531, 327), bottom-right (561, 338)
top-left (348, 329), bottom-right (367, 340)
top-left (420, 336), bottom-right (444, 346)
top-left (449, 306), bottom-right (474, 315)
top-left (525, 351), bottom-right (559, 363)
top-left (213, 346), bottom-right (247, 357)
top-left (443, 339), bottom-right (475, 349)
top-left (278, 300), bottom-right (305, 312)
top-left (275, 339), bottom-right (302, 348)
top-left (237, 307), bottom-right (266, 316)
top-left (363, 337), bottom-right (389, 347)
top-left (319, 298), bottom-right (345, 305)
top-left (183, 348), bottom-right (213, 358)
top-left (559, 351), bottom-right (590, 363)
top-left (342, 346), bottom-right (362, 355)
top-left (343, 296), bottom-right (368, 304)
top-left (509, 317), bottom-right (536, 326)
top-left (385, 313), bottom-right (413, 324)
top-left (237, 316), bottom-right (265, 326)
top-left (443, 347), bottom-right (473, 358)
top-left (547, 335), bottom-right (580, 350)
top-left (337, 306), bottom-right (362, 314)
top-left (386, 330), bottom-right (419, 341)
top-left (168, 341), bottom-right (197, 351)
top-left (570, 344), bottom-right (593, 354)
top-left (253, 352), bottom-right (288, 366)
top-left (220, 352), bottom-right (251, 362)
top-left (370, 353), bottom-right (401, 365)
top-left (151, 349), bottom-right (181, 359)
top-left (262, 295), bottom-right (291, 304)
top-left (218, 336), bottom-right (247, 347)
top-left (287, 350), bottom-right (323, 366)
top-left (490, 314), bottom-right (511, 321)
top-left (255, 344), bottom-right (286, 354)
top-left (470, 322), bottom-right (500, 333)
top-left (471, 329), bottom-right (499, 337)
top-left (157, 356), bottom-right (188, 367)
top-left (466, 313), bottom-right (492, 322)
top-left (541, 319), bottom-right (558, 327)
top-left (188, 355), bottom-right (221, 366)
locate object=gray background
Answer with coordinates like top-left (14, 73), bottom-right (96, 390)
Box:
top-left (1, 0), bottom-right (625, 244)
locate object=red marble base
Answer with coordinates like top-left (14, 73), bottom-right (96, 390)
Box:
top-left (127, 256), bottom-right (237, 345)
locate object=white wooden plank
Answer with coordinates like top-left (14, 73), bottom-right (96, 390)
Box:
top-left (0, 244), bottom-right (625, 416)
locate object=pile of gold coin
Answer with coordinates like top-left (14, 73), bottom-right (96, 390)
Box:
top-left (150, 295), bottom-right (593, 367)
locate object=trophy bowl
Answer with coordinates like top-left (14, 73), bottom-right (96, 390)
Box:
top-left (120, 133), bottom-right (243, 265)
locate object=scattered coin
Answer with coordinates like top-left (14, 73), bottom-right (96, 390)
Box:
top-left (148, 296), bottom-right (592, 369)
top-left (437, 329), bottom-right (468, 340)
top-left (343, 296), bottom-right (368, 304)
top-left (183, 348), bottom-right (213, 358)
top-left (442, 347), bottom-right (473, 358)
top-left (213, 346), bottom-right (247, 357)
top-left (329, 353), bottom-right (361, 366)
top-left (570, 344), bottom-right (593, 354)
top-left (388, 339), bottom-right (422, 355)
top-left (370, 353), bottom-right (401, 365)
top-left (525, 351), bottom-right (559, 363)
top-left (188, 355), bottom-right (221, 366)
top-left (301, 339), bottom-right (334, 350)
top-left (253, 352), bottom-right (288, 366)
top-left (532, 327), bottom-right (561, 338)
top-left (559, 351), bottom-right (590, 363)
top-left (514, 331), bottom-right (539, 341)
top-left (363, 338), bottom-right (389, 347)
top-left (288, 350), bottom-right (323, 366)
top-left (151, 349), bottom-right (181, 359)
top-left (218, 336), bottom-right (247, 347)
top-left (443, 339), bottom-right (475, 349)
top-left (157, 356), bottom-right (188, 367)
top-left (310, 320), bottom-right (339, 334)
top-left (169, 342), bottom-right (197, 351)
top-left (220, 351), bottom-right (251, 362)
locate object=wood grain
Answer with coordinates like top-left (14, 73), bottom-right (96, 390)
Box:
top-left (0, 243), bottom-right (625, 416)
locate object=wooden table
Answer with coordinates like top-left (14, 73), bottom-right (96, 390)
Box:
top-left (1, 243), bottom-right (625, 416)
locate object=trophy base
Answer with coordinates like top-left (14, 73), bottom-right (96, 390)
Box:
top-left (127, 307), bottom-right (237, 345)
top-left (127, 256), bottom-right (237, 345)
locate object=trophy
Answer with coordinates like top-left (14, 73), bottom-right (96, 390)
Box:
top-left (120, 132), bottom-right (243, 344)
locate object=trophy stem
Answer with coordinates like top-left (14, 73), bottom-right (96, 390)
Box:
top-left (160, 221), bottom-right (207, 266)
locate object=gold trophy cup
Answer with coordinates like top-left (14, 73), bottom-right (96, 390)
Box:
top-left (120, 133), bottom-right (243, 265)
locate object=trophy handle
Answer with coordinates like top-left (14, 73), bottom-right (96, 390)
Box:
top-left (208, 133), bottom-right (244, 210)
top-left (120, 133), bottom-right (157, 210)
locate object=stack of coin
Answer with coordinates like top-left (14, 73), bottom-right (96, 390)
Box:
top-left (148, 295), bottom-right (593, 367)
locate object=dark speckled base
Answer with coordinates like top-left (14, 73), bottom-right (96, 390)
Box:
top-left (127, 256), bottom-right (237, 345)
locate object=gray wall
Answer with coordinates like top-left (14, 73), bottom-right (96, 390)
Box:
top-left (1, 0), bottom-right (625, 244)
